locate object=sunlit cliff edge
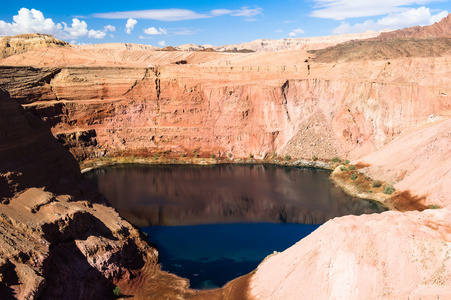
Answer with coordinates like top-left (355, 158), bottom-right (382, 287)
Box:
top-left (0, 14), bottom-right (450, 300)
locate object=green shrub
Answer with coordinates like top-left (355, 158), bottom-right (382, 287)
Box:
top-left (284, 154), bottom-right (291, 161)
top-left (348, 164), bottom-right (356, 170)
top-left (181, 153), bottom-right (186, 158)
top-left (429, 204), bottom-right (440, 209)
top-left (331, 156), bottom-right (341, 163)
top-left (383, 185), bottom-right (396, 195)
top-left (340, 166), bottom-right (347, 171)
top-left (350, 173), bottom-right (357, 181)
top-left (211, 154), bottom-right (216, 159)
top-left (249, 154), bottom-right (254, 158)
top-left (113, 286), bottom-right (121, 297)
top-left (312, 155), bottom-right (318, 161)
top-left (271, 152), bottom-right (277, 159)
top-left (228, 153), bottom-right (233, 158)
top-left (372, 180), bottom-right (382, 188)
top-left (344, 159), bottom-right (350, 164)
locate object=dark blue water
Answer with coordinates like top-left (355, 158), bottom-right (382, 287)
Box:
top-left (86, 164), bottom-right (386, 289)
top-left (143, 223), bottom-right (319, 289)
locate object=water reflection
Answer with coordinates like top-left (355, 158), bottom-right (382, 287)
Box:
top-left (85, 164), bottom-right (386, 227)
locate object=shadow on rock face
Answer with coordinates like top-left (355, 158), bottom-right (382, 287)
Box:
top-left (39, 240), bottom-right (116, 300)
top-left (41, 211), bottom-right (119, 244)
top-left (387, 190), bottom-right (429, 212)
top-left (0, 260), bottom-right (19, 300)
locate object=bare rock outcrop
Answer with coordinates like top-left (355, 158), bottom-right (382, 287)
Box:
top-left (0, 17), bottom-right (450, 299)
top-left (211, 31), bottom-right (385, 52)
top-left (250, 209), bottom-right (451, 299)
top-left (357, 118), bottom-right (451, 208)
top-left (0, 34), bottom-right (68, 59)
top-left (0, 89), bottom-right (193, 299)
top-left (1, 53), bottom-right (449, 164)
top-left (371, 13), bottom-right (451, 41)
top-left (310, 37), bottom-right (451, 63)
top-left (311, 13), bottom-right (451, 63)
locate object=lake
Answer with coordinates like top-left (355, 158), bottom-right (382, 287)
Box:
top-left (85, 164), bottom-right (386, 289)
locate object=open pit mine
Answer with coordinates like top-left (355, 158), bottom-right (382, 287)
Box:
top-left (0, 14), bottom-right (450, 300)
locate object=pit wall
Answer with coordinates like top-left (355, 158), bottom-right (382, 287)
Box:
top-left (0, 57), bottom-right (449, 161)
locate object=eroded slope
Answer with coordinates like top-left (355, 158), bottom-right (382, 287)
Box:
top-left (0, 89), bottom-right (196, 299)
top-left (0, 21), bottom-right (450, 299)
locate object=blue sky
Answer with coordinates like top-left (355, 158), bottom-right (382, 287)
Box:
top-left (0, 1), bottom-right (450, 47)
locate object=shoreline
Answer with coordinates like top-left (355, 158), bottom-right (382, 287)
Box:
top-left (80, 155), bottom-right (396, 212)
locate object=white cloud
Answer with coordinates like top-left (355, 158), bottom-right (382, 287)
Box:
top-left (104, 25), bottom-right (116, 32)
top-left (0, 8), bottom-right (62, 36)
top-left (62, 19), bottom-right (106, 39)
top-left (332, 6), bottom-right (448, 34)
top-left (311, 0), bottom-right (442, 20)
top-left (230, 7), bottom-right (263, 18)
top-left (210, 9), bottom-right (234, 16)
top-left (289, 28), bottom-right (305, 36)
top-left (211, 6), bottom-right (263, 21)
top-left (125, 18), bottom-right (137, 34)
top-left (69, 40), bottom-right (92, 46)
top-left (144, 27), bottom-right (167, 35)
top-left (94, 9), bottom-right (210, 21)
top-left (94, 7), bottom-right (262, 22)
top-left (62, 19), bottom-right (88, 38)
top-left (275, 29), bottom-right (283, 33)
top-left (88, 29), bottom-right (106, 39)
top-left (158, 40), bottom-right (166, 47)
top-left (0, 8), bottom-right (107, 40)
top-left (171, 28), bottom-right (201, 35)
top-left (430, 10), bottom-right (449, 23)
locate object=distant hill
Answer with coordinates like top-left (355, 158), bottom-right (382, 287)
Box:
top-left (2, 13), bottom-right (451, 60)
top-left (310, 13), bottom-right (451, 63)
top-left (310, 38), bottom-right (451, 63)
top-left (369, 13), bottom-right (451, 41)
top-left (77, 43), bottom-right (159, 51)
top-left (0, 33), bottom-right (69, 59)
top-left (173, 31), bottom-right (386, 53)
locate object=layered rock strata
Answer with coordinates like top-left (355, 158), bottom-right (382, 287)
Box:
top-left (0, 34), bottom-right (68, 59)
top-left (0, 89), bottom-right (197, 299)
top-left (0, 55), bottom-right (449, 166)
top-left (0, 21), bottom-right (450, 299)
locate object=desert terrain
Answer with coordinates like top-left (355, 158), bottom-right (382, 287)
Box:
top-left (0, 13), bottom-right (450, 300)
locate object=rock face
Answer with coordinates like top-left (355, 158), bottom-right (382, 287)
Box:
top-left (370, 13), bottom-right (451, 41)
top-left (311, 13), bottom-right (451, 63)
top-left (0, 34), bottom-right (68, 59)
top-left (358, 118), bottom-right (451, 208)
top-left (310, 38), bottom-right (451, 63)
top-left (0, 16), bottom-right (450, 299)
top-left (0, 54), bottom-right (449, 164)
top-left (0, 89), bottom-right (192, 299)
top-left (250, 209), bottom-right (451, 299)
top-left (198, 30), bottom-right (385, 52)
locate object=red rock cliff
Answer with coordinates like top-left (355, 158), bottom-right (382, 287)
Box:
top-left (0, 55), bottom-right (449, 164)
top-left (0, 88), bottom-right (195, 299)
top-left (0, 29), bottom-right (450, 299)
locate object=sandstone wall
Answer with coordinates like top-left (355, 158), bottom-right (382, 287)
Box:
top-left (0, 89), bottom-right (190, 299)
top-left (0, 41), bottom-right (450, 299)
top-left (0, 57), bottom-right (449, 162)
top-left (250, 209), bottom-right (451, 299)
